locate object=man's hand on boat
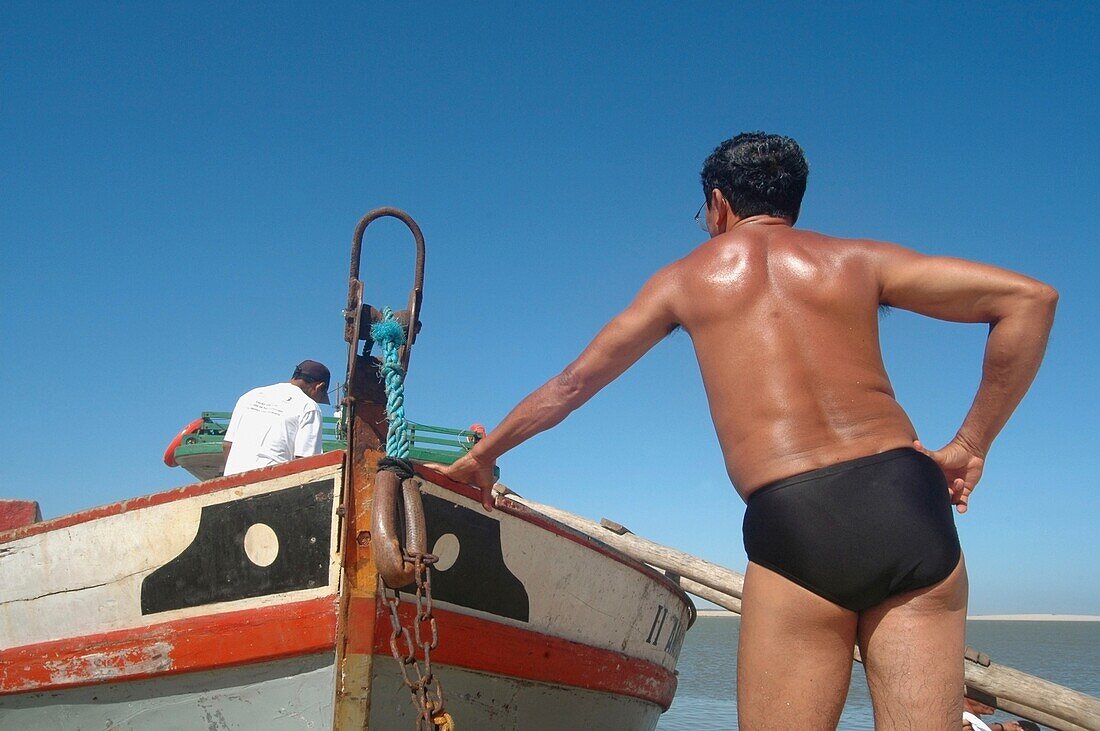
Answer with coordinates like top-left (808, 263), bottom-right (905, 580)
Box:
top-left (426, 452), bottom-right (498, 511)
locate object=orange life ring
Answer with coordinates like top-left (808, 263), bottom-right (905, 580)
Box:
top-left (163, 418), bottom-right (205, 467)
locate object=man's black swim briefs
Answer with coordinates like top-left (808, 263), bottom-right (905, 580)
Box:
top-left (742, 447), bottom-right (961, 612)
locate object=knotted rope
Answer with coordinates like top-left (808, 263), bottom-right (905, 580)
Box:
top-left (371, 309), bottom-right (449, 729)
top-left (370, 307), bottom-right (411, 459)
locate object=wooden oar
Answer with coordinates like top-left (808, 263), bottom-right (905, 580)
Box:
top-left (503, 492), bottom-right (1100, 731)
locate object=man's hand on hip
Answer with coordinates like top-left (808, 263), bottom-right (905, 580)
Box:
top-left (915, 439), bottom-right (985, 513)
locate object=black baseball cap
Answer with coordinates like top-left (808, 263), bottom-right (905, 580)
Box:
top-left (293, 360), bottom-right (332, 404)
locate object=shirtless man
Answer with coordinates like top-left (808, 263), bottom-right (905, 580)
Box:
top-left (434, 132), bottom-right (1057, 728)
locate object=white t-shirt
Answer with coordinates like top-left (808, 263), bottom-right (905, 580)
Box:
top-left (963, 712), bottom-right (993, 731)
top-left (223, 382), bottom-right (323, 476)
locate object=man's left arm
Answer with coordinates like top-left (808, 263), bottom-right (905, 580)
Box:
top-left (875, 242), bottom-right (1058, 511)
top-left (433, 267), bottom-right (680, 509)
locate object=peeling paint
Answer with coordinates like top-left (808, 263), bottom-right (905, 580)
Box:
top-left (1, 653), bottom-right (335, 728)
top-left (44, 642), bottom-right (173, 685)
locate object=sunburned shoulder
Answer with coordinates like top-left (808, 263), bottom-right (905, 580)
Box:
top-left (751, 228), bottom-right (903, 254)
top-left (672, 229), bottom-right (902, 270)
top-left (789, 229), bottom-right (915, 255)
top-left (649, 231), bottom-right (918, 294)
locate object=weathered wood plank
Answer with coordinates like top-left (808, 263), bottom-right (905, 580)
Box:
top-left (988, 697), bottom-right (1092, 731)
top-left (675, 576), bottom-right (742, 615)
top-left (965, 661), bottom-right (1100, 731)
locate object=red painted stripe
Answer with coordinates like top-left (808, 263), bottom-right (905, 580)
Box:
top-left (416, 465), bottom-right (696, 622)
top-left (0, 596), bottom-right (338, 694)
top-left (1, 594), bottom-right (675, 710)
top-left (371, 599), bottom-right (679, 710)
top-left (0, 451), bottom-right (344, 544)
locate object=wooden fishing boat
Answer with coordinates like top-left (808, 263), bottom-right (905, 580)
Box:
top-left (0, 208), bottom-right (694, 730)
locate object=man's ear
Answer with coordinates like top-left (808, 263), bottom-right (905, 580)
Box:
top-left (709, 188), bottom-right (734, 231)
top-left (708, 187), bottom-right (724, 211)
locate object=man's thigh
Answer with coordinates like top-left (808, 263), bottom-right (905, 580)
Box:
top-left (857, 556), bottom-right (969, 730)
top-left (738, 562), bottom-right (858, 730)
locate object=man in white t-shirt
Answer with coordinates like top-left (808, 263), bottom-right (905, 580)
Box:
top-left (222, 360), bottom-right (332, 476)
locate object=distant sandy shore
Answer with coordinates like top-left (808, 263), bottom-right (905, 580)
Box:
top-left (967, 614), bottom-right (1100, 621)
top-left (695, 609), bottom-right (1100, 621)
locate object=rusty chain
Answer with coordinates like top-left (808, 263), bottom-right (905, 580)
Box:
top-left (385, 548), bottom-right (453, 730)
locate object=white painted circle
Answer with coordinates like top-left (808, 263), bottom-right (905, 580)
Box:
top-left (243, 523), bottom-right (279, 567)
top-left (432, 533), bottom-right (460, 572)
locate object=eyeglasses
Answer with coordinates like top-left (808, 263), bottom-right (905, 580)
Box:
top-left (695, 202), bottom-right (709, 233)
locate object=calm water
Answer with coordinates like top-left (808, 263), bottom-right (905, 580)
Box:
top-left (659, 617), bottom-right (1100, 730)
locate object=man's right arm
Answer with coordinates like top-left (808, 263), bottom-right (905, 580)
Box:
top-left (874, 243), bottom-right (1058, 510)
top-left (431, 266), bottom-right (682, 508)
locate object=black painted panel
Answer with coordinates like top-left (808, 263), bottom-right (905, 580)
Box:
top-left (399, 492), bottom-right (530, 622)
top-left (141, 479), bottom-right (334, 614)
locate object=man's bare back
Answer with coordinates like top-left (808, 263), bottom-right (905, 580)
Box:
top-left (435, 132), bottom-right (1056, 728)
top-left (666, 219), bottom-right (918, 496)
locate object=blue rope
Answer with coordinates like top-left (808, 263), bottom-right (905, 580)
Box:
top-left (370, 308), bottom-right (411, 458)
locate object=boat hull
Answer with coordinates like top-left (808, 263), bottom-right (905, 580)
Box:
top-left (0, 655), bottom-right (662, 731)
top-left (0, 453), bottom-right (692, 729)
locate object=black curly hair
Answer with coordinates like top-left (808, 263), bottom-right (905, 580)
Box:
top-left (700, 132), bottom-right (809, 223)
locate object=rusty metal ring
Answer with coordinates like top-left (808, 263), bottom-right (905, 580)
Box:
top-left (349, 207), bottom-right (425, 372)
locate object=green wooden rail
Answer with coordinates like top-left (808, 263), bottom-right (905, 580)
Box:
top-left (172, 411), bottom-right (484, 467)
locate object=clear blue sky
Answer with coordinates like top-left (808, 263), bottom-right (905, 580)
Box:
top-left (2, 2), bottom-right (1097, 614)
